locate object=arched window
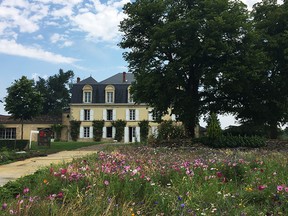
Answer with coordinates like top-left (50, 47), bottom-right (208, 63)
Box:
top-left (105, 85), bottom-right (115, 103)
top-left (82, 85), bottom-right (93, 103)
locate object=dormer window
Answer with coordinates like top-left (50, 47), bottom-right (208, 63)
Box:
top-left (128, 85), bottom-right (134, 103)
top-left (105, 85), bottom-right (115, 103)
top-left (82, 85), bottom-right (92, 103)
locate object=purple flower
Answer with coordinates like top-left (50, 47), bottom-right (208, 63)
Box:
top-left (180, 203), bottom-right (185, 208)
top-left (23, 187), bottom-right (29, 194)
top-left (2, 203), bottom-right (7, 210)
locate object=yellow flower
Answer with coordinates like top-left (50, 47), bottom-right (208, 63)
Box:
top-left (245, 187), bottom-right (253, 192)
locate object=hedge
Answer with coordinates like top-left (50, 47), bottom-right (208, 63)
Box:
top-left (0, 140), bottom-right (29, 151)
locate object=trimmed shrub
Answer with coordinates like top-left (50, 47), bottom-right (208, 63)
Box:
top-left (202, 135), bottom-right (266, 148)
top-left (206, 112), bottom-right (222, 140)
top-left (0, 140), bottom-right (28, 151)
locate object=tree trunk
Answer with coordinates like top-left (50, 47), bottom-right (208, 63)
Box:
top-left (269, 122), bottom-right (278, 139)
top-left (21, 121), bottom-right (24, 140)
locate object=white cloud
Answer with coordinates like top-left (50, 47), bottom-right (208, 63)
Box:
top-left (72, 0), bottom-right (129, 42)
top-left (50, 33), bottom-right (74, 47)
top-left (0, 39), bottom-right (78, 64)
top-left (34, 34), bottom-right (44, 40)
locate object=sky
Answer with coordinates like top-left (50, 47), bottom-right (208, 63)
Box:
top-left (0, 0), bottom-right (278, 128)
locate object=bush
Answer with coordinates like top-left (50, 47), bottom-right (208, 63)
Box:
top-left (0, 140), bottom-right (28, 151)
top-left (202, 135), bottom-right (266, 148)
top-left (206, 112), bottom-right (222, 140)
top-left (157, 120), bottom-right (186, 141)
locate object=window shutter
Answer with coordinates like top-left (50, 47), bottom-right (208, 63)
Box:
top-left (89, 126), bottom-right (93, 138)
top-left (90, 110), bottom-right (94, 121)
top-left (126, 109), bottom-right (129, 121)
top-left (80, 126), bottom-right (84, 138)
top-left (136, 127), bottom-right (140, 142)
top-left (171, 114), bottom-right (176, 121)
top-left (112, 127), bottom-right (116, 139)
top-left (80, 109), bottom-right (84, 121)
top-left (103, 109), bottom-right (107, 121)
top-left (113, 109), bottom-right (116, 120)
top-left (124, 127), bottom-right (129, 143)
top-left (102, 127), bottom-right (107, 138)
top-left (136, 109), bottom-right (139, 121)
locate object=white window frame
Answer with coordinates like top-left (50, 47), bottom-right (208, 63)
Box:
top-left (129, 109), bottom-right (136, 121)
top-left (106, 109), bottom-right (113, 121)
top-left (84, 109), bottom-right (90, 121)
top-left (106, 92), bottom-right (114, 103)
top-left (84, 91), bottom-right (92, 103)
top-left (83, 127), bottom-right (92, 138)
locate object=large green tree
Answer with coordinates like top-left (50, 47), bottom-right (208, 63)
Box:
top-left (119, 0), bottom-right (250, 137)
top-left (5, 76), bottom-right (43, 139)
top-left (35, 69), bottom-right (74, 115)
top-left (226, 0), bottom-right (288, 139)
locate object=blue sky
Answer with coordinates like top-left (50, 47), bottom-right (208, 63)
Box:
top-left (0, 0), bottom-right (271, 128)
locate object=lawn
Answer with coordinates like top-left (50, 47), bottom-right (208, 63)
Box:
top-left (0, 141), bottom-right (104, 165)
top-left (1, 144), bottom-right (287, 215)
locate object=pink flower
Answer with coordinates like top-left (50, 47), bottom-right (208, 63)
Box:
top-left (57, 192), bottom-right (63, 199)
top-left (277, 185), bottom-right (283, 191)
top-left (258, 185), bottom-right (266, 191)
top-left (104, 180), bottom-right (110, 186)
top-left (23, 187), bottom-right (29, 194)
top-left (60, 168), bottom-right (67, 175)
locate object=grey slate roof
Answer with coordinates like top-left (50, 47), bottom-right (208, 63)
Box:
top-left (100, 72), bottom-right (134, 84)
top-left (76, 77), bottom-right (97, 85)
top-left (70, 73), bottom-right (134, 104)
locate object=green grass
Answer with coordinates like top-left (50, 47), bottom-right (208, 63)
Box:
top-left (1, 145), bottom-right (288, 215)
top-left (0, 141), bottom-right (105, 165)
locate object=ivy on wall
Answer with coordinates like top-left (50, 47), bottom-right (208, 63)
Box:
top-left (92, 120), bottom-right (104, 142)
top-left (112, 120), bottom-right (126, 142)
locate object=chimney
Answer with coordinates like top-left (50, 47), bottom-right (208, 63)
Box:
top-left (77, 77), bottom-right (80, 83)
top-left (122, 72), bottom-right (127, 83)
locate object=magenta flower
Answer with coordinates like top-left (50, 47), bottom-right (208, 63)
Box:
top-left (285, 187), bottom-right (288, 193)
top-left (258, 185), bottom-right (266, 191)
top-left (277, 185), bottom-right (283, 191)
top-left (23, 187), bottom-right (29, 194)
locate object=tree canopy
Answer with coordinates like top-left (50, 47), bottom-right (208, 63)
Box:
top-left (35, 69), bottom-right (74, 115)
top-left (5, 76), bottom-right (43, 139)
top-left (119, 0), bottom-right (250, 137)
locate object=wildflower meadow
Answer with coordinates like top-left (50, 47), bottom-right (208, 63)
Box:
top-left (0, 145), bottom-right (287, 215)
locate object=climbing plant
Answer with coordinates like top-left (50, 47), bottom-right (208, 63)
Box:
top-left (70, 120), bottom-right (81, 141)
top-left (112, 120), bottom-right (126, 142)
top-left (92, 120), bottom-right (104, 142)
top-left (138, 120), bottom-right (149, 143)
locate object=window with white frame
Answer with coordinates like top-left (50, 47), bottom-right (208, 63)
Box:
top-left (84, 109), bottom-right (90, 121)
top-left (129, 109), bottom-right (136, 120)
top-left (106, 109), bottom-right (113, 121)
top-left (0, 128), bottom-right (16, 139)
top-left (105, 85), bottom-right (115, 103)
top-left (84, 92), bottom-right (91, 103)
top-left (83, 127), bottom-right (90, 138)
top-left (106, 92), bottom-right (113, 103)
top-left (83, 85), bottom-right (92, 103)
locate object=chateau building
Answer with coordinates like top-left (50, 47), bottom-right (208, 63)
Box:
top-left (70, 72), bottom-right (174, 142)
